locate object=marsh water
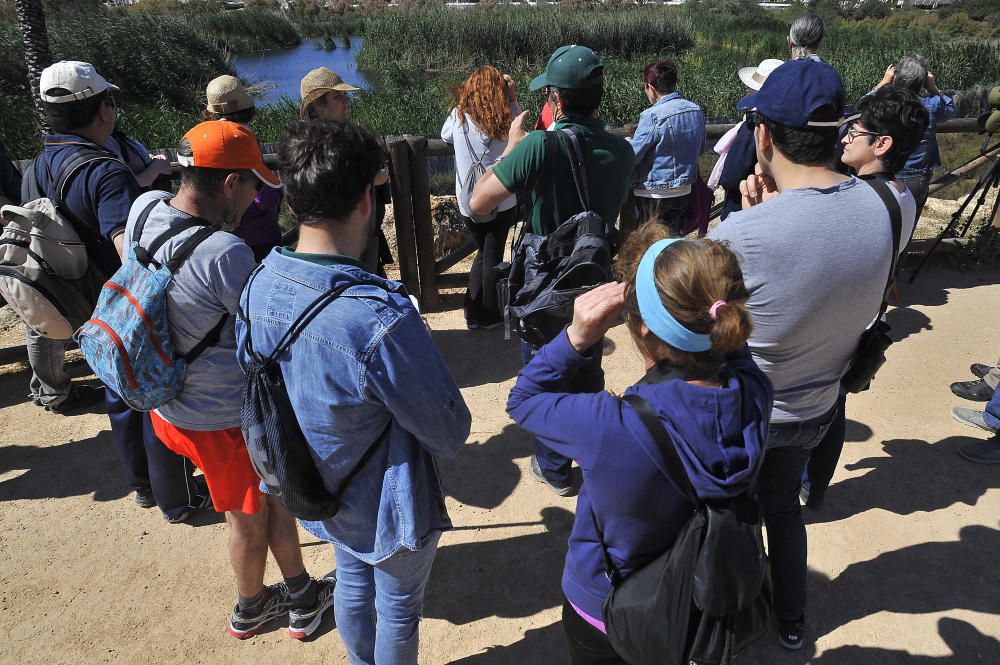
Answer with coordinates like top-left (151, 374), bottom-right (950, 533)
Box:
top-left (232, 37), bottom-right (370, 105)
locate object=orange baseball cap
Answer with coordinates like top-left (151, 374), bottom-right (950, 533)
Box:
top-left (178, 120), bottom-right (280, 188)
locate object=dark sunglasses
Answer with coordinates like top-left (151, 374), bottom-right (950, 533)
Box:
top-left (744, 110), bottom-right (759, 128)
top-left (105, 95), bottom-right (117, 109)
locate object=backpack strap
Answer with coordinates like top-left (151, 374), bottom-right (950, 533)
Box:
top-left (621, 393), bottom-right (698, 504)
top-left (859, 175), bottom-right (903, 320)
top-left (590, 393), bottom-right (700, 586)
top-left (558, 126), bottom-right (592, 212)
top-left (181, 312), bottom-right (229, 364)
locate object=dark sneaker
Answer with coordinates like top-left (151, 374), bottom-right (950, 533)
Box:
top-left (134, 489), bottom-right (157, 509)
top-left (529, 455), bottom-right (575, 497)
top-left (46, 384), bottom-right (105, 415)
top-left (288, 576), bottom-right (335, 640)
top-left (951, 379), bottom-right (994, 402)
top-left (777, 616), bottom-right (805, 650)
top-left (971, 363), bottom-right (992, 379)
top-left (951, 407), bottom-right (997, 433)
top-left (466, 319), bottom-right (480, 330)
top-left (163, 492), bottom-right (213, 525)
top-left (228, 585), bottom-right (292, 639)
top-left (957, 438), bottom-right (1000, 464)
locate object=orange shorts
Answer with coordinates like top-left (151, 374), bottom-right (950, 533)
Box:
top-left (150, 412), bottom-right (263, 514)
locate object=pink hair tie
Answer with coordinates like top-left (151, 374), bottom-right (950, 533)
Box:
top-left (709, 300), bottom-right (728, 321)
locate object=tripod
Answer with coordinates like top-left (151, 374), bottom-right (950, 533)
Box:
top-left (909, 139), bottom-right (1000, 282)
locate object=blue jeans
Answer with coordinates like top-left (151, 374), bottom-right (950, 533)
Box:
top-left (520, 339), bottom-right (605, 485)
top-left (759, 405), bottom-right (837, 623)
top-left (24, 324), bottom-right (70, 407)
top-left (983, 387), bottom-right (1000, 431)
top-left (333, 531), bottom-right (441, 665)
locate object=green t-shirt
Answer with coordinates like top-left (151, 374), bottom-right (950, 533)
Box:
top-left (493, 115), bottom-right (634, 236)
top-left (278, 246), bottom-right (367, 269)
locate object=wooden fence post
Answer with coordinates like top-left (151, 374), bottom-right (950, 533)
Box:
top-left (405, 135), bottom-right (440, 309)
top-left (387, 137), bottom-right (420, 297)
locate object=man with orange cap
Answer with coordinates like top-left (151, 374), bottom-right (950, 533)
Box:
top-left (122, 120), bottom-right (333, 640)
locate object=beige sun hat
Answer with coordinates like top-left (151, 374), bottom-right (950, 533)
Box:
top-left (205, 75), bottom-right (254, 115)
top-left (300, 67), bottom-right (361, 120)
top-left (738, 58), bottom-right (785, 91)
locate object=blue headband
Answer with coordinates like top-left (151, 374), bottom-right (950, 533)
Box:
top-left (636, 239), bottom-right (712, 353)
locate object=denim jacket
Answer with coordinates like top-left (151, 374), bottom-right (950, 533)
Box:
top-left (899, 93), bottom-right (955, 176)
top-left (235, 250), bottom-right (472, 564)
top-left (629, 92), bottom-right (706, 191)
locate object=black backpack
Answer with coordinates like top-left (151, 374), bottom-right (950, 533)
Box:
top-left (499, 127), bottom-right (614, 347)
top-left (238, 268), bottom-right (390, 521)
top-left (591, 393), bottom-right (772, 665)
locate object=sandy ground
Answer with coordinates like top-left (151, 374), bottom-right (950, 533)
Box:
top-left (1, 251), bottom-right (1000, 664)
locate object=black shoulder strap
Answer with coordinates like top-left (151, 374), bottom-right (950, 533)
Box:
top-left (239, 266), bottom-right (354, 366)
top-left (558, 126), bottom-right (591, 212)
top-left (531, 131), bottom-right (560, 207)
top-left (860, 176), bottom-right (903, 318)
top-left (182, 312), bottom-right (229, 364)
top-left (589, 392), bottom-right (700, 585)
top-left (621, 393), bottom-right (698, 503)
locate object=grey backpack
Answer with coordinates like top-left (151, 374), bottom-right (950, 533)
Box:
top-left (0, 148), bottom-right (120, 339)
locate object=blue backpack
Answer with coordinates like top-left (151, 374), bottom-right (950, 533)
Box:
top-left (75, 199), bottom-right (227, 411)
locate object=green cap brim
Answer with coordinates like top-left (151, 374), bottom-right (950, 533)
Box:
top-left (529, 72), bottom-right (549, 92)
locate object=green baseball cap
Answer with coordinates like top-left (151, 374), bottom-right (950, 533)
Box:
top-left (529, 45), bottom-right (604, 92)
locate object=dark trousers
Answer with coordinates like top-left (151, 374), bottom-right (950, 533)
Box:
top-left (898, 171), bottom-right (932, 224)
top-left (758, 406), bottom-right (837, 623)
top-left (520, 339), bottom-right (605, 485)
top-left (805, 393), bottom-right (847, 501)
top-left (635, 194), bottom-right (691, 235)
top-left (463, 209), bottom-right (516, 326)
top-left (563, 598), bottom-right (626, 665)
top-left (105, 389), bottom-right (197, 519)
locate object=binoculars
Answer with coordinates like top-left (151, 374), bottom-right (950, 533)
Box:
top-left (980, 86), bottom-right (1000, 134)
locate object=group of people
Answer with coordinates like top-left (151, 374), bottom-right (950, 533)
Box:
top-left (0, 7), bottom-right (975, 663)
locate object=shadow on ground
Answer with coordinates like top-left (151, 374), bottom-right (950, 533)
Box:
top-left (806, 435), bottom-right (1000, 525)
top-left (424, 507), bottom-right (574, 626)
top-left (439, 424), bottom-right (532, 510)
top-left (0, 431), bottom-right (128, 503)
top-left (897, 259), bottom-right (1000, 308)
top-left (432, 327), bottom-right (523, 389)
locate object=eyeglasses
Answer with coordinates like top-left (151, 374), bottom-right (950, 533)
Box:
top-left (105, 95), bottom-right (117, 109)
top-left (538, 86), bottom-right (552, 99)
top-left (743, 110), bottom-right (759, 128)
top-left (845, 126), bottom-right (882, 142)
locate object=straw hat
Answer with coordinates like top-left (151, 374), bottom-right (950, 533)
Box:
top-left (205, 75), bottom-right (254, 115)
top-left (300, 67), bottom-right (360, 120)
top-left (737, 59), bottom-right (785, 91)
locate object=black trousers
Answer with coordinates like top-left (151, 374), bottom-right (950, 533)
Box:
top-left (105, 389), bottom-right (198, 519)
top-left (805, 393), bottom-right (848, 501)
top-left (563, 598), bottom-right (627, 665)
top-left (462, 208), bottom-right (516, 326)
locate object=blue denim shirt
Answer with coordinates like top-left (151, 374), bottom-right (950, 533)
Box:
top-left (899, 93), bottom-right (954, 176)
top-left (235, 249), bottom-right (472, 564)
top-left (629, 92), bottom-right (706, 191)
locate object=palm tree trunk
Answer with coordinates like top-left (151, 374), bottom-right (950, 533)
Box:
top-left (15, 0), bottom-right (53, 134)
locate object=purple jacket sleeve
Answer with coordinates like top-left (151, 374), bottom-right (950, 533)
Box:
top-left (506, 330), bottom-right (626, 470)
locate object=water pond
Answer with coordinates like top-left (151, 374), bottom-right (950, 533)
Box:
top-left (232, 38), bottom-right (370, 105)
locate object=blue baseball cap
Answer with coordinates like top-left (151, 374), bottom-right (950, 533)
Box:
top-left (738, 59), bottom-right (845, 128)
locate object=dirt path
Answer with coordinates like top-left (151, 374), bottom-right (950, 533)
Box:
top-left (1, 261), bottom-right (999, 665)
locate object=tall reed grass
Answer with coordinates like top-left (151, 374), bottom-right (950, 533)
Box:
top-left (356, 7), bottom-right (695, 74)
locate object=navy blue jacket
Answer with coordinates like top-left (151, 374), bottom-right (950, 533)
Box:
top-left (22, 133), bottom-right (139, 275)
top-left (718, 122), bottom-right (756, 222)
top-left (507, 330), bottom-right (773, 623)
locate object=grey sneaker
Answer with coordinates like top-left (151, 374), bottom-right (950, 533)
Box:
top-left (228, 584), bottom-right (292, 639)
top-left (951, 407), bottom-right (997, 433)
top-left (288, 575), bottom-right (335, 640)
top-left (529, 455), bottom-right (575, 497)
top-left (957, 438), bottom-right (1000, 464)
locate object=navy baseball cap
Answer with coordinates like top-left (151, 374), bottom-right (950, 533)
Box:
top-left (738, 59), bottom-right (845, 128)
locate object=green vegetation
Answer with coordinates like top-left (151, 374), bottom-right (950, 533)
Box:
top-left (1, 0), bottom-right (998, 171)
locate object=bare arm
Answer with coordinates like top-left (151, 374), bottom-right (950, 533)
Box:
top-left (470, 171), bottom-right (513, 215)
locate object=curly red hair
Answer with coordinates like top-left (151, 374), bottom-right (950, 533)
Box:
top-left (452, 66), bottom-right (512, 141)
